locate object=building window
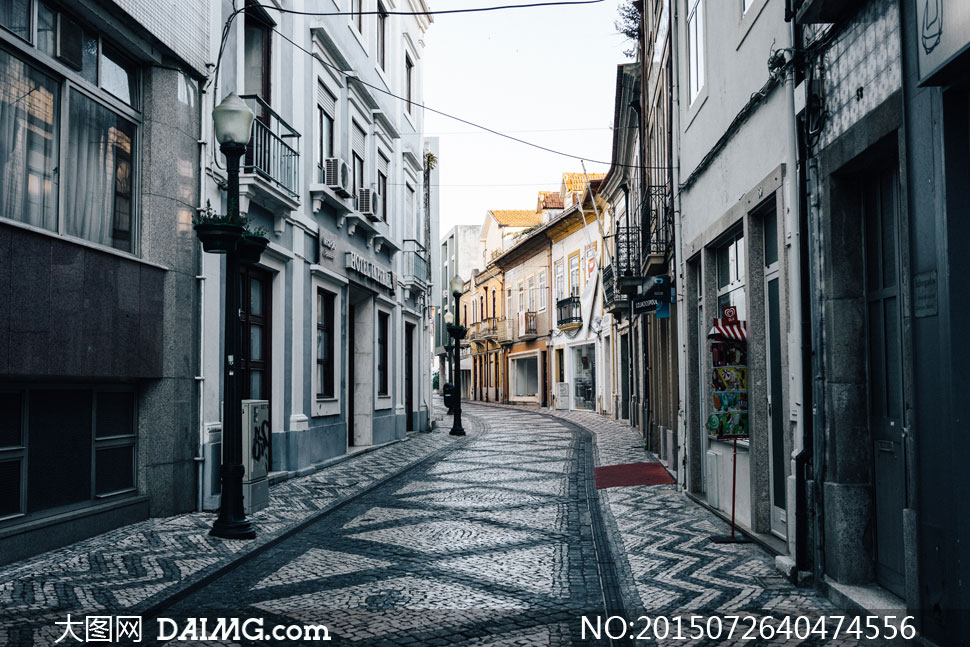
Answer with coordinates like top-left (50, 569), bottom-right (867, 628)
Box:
top-left (491, 289), bottom-right (496, 318)
top-left (518, 282), bottom-right (524, 313)
top-left (241, 266), bottom-right (271, 401)
top-left (352, 0), bottom-right (363, 32)
top-left (244, 4), bottom-right (272, 106)
top-left (405, 54), bottom-right (414, 114)
top-left (377, 311), bottom-right (390, 396)
top-left (317, 83), bottom-right (335, 172)
top-left (538, 271), bottom-right (547, 310)
top-left (378, 151), bottom-right (389, 221)
top-left (568, 253), bottom-right (580, 296)
top-left (716, 229), bottom-right (746, 320)
top-left (687, 0), bottom-right (705, 104)
top-left (406, 183), bottom-right (416, 238)
top-left (0, 1), bottom-right (31, 39)
top-left (0, 6), bottom-right (140, 253)
top-left (506, 288), bottom-right (512, 320)
top-left (353, 153), bottom-right (364, 198)
top-left (351, 120), bottom-right (366, 198)
top-left (555, 261), bottom-right (564, 299)
top-left (528, 275), bottom-right (536, 311)
top-left (377, 3), bottom-right (387, 69)
top-left (316, 289), bottom-right (336, 399)
top-left (0, 387), bottom-right (136, 520)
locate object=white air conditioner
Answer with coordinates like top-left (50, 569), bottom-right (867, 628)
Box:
top-left (241, 400), bottom-right (270, 514)
top-left (324, 157), bottom-right (351, 197)
top-left (358, 187), bottom-right (381, 221)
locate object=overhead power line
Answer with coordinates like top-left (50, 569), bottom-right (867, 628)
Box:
top-left (244, 0), bottom-right (605, 17)
top-left (272, 26), bottom-right (669, 171)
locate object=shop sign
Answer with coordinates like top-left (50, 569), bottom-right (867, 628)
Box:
top-left (345, 252), bottom-right (394, 290)
top-left (632, 296), bottom-right (661, 315)
top-left (917, 0), bottom-right (970, 84)
top-left (319, 236), bottom-right (337, 261)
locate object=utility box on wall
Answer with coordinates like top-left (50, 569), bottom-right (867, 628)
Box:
top-left (241, 400), bottom-right (270, 514)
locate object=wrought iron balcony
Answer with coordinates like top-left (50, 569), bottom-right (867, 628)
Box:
top-left (401, 239), bottom-right (430, 285)
top-left (614, 226), bottom-right (641, 295)
top-left (602, 263), bottom-right (629, 314)
top-left (556, 296), bottom-right (582, 330)
top-left (239, 95), bottom-right (300, 198)
top-left (643, 183), bottom-right (673, 277)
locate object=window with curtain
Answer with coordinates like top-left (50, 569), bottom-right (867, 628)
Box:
top-left (538, 271), bottom-right (547, 310)
top-left (0, 3), bottom-right (140, 253)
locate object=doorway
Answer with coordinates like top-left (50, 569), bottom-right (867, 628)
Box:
top-left (620, 333), bottom-right (630, 419)
top-left (405, 322), bottom-right (415, 431)
top-left (240, 265), bottom-right (271, 469)
top-left (763, 207), bottom-right (788, 539)
top-left (541, 350), bottom-right (548, 407)
top-left (863, 166), bottom-right (906, 597)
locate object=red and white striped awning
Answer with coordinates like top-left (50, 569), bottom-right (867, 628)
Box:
top-left (708, 318), bottom-right (748, 341)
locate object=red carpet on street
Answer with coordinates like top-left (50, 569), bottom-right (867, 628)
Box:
top-left (594, 462), bottom-right (675, 489)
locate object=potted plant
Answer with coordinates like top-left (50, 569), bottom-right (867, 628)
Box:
top-left (193, 200), bottom-right (245, 253)
top-left (238, 224), bottom-right (269, 265)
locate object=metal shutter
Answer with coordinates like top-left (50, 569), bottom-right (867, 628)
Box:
top-left (352, 122), bottom-right (366, 157)
top-left (317, 81), bottom-right (336, 116)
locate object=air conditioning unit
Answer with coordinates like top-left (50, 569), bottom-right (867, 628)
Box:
top-left (324, 157), bottom-right (351, 197)
top-left (358, 188), bottom-right (381, 221)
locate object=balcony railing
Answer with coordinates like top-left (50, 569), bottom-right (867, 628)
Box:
top-left (556, 296), bottom-right (582, 329)
top-left (402, 239), bottom-right (430, 284)
top-left (481, 317), bottom-right (499, 339)
top-left (498, 317), bottom-right (513, 342)
top-left (644, 183), bottom-right (673, 257)
top-left (468, 321), bottom-right (483, 341)
top-left (240, 95), bottom-right (300, 198)
top-left (602, 263), bottom-right (629, 312)
top-left (615, 226), bottom-right (640, 279)
top-left (514, 311), bottom-right (539, 339)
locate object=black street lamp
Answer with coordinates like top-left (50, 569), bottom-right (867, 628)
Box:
top-left (447, 275), bottom-right (466, 436)
top-left (206, 93), bottom-right (257, 540)
top-left (443, 310), bottom-right (455, 415)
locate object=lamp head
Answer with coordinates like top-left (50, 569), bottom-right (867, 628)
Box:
top-left (450, 274), bottom-right (464, 296)
top-left (443, 311), bottom-right (454, 325)
top-left (212, 93), bottom-right (255, 146)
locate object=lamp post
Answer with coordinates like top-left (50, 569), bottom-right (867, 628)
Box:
top-left (448, 275), bottom-right (466, 436)
top-left (443, 311), bottom-right (455, 414)
top-left (208, 93), bottom-right (256, 540)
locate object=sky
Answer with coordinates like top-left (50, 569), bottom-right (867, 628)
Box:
top-left (422, 0), bottom-right (631, 236)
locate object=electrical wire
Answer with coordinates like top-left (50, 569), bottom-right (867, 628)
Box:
top-left (245, 0), bottom-right (605, 17)
top-left (272, 25), bottom-right (670, 170)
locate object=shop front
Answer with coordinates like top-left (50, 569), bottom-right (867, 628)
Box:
top-left (509, 351), bottom-right (540, 404)
top-left (569, 343), bottom-right (596, 411)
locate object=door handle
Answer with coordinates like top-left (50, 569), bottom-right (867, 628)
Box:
top-left (876, 440), bottom-right (894, 453)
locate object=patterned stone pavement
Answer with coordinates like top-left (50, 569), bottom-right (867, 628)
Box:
top-left (1, 401), bottom-right (897, 646)
top-left (0, 412), bottom-right (477, 647)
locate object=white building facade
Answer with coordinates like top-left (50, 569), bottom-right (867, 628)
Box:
top-left (200, 0), bottom-right (436, 507)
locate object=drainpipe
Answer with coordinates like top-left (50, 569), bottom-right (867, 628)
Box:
top-left (782, 20), bottom-right (807, 568)
top-left (195, 74), bottom-right (210, 513)
top-left (669, 0), bottom-right (687, 488)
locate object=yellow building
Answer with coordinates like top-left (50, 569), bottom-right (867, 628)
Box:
top-left (467, 264), bottom-right (505, 402)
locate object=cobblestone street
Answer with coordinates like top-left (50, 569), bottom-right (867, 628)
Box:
top-left (2, 402), bottom-right (887, 646)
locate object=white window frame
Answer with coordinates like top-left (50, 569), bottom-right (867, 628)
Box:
top-left (538, 271), bottom-right (547, 310)
top-left (311, 270), bottom-right (345, 417)
top-left (686, 0), bottom-right (706, 105)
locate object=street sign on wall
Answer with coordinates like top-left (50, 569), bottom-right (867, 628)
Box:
top-left (917, 0), bottom-right (970, 84)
